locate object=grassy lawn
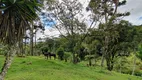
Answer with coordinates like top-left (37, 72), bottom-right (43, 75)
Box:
top-left (0, 55), bottom-right (141, 80)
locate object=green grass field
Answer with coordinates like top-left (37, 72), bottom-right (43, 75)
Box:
top-left (0, 55), bottom-right (142, 80)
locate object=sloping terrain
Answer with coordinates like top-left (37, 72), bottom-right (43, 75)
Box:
top-left (0, 56), bottom-right (141, 80)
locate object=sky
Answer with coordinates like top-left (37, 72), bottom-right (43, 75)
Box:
top-left (36, 0), bottom-right (142, 41)
top-left (118, 0), bottom-right (142, 25)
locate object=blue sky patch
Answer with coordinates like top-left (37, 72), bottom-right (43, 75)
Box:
top-left (40, 12), bottom-right (56, 28)
top-left (139, 16), bottom-right (142, 20)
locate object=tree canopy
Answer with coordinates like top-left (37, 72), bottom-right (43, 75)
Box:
top-left (0, 0), bottom-right (42, 45)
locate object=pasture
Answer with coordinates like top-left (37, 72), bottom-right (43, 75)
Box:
top-left (0, 55), bottom-right (141, 80)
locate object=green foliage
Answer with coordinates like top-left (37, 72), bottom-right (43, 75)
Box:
top-left (41, 46), bottom-right (48, 52)
top-left (78, 46), bottom-right (86, 60)
top-left (114, 55), bottom-right (142, 76)
top-left (137, 44), bottom-right (142, 60)
top-left (114, 56), bottom-right (130, 73)
top-left (64, 52), bottom-right (71, 62)
top-left (56, 47), bottom-right (64, 60)
top-left (85, 55), bottom-right (94, 60)
top-left (0, 47), bottom-right (7, 55)
top-left (88, 0), bottom-right (131, 71)
top-left (88, 0), bottom-right (130, 19)
top-left (0, 0), bottom-right (42, 45)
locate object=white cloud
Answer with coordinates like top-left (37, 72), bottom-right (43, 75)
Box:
top-left (36, 28), bottom-right (60, 42)
top-left (118, 0), bottom-right (142, 25)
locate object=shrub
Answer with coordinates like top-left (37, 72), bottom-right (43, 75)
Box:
top-left (64, 52), bottom-right (71, 62)
top-left (41, 46), bottom-right (48, 52)
top-left (56, 47), bottom-right (64, 60)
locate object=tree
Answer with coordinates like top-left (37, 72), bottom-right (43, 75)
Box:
top-left (23, 35), bottom-right (30, 55)
top-left (44, 37), bottom-right (55, 52)
top-left (86, 28), bottom-right (104, 66)
top-left (131, 25), bottom-right (142, 75)
top-left (0, 0), bottom-right (41, 79)
top-left (83, 33), bottom-right (102, 66)
top-left (88, 0), bottom-right (130, 71)
top-left (44, 0), bottom-right (105, 63)
top-left (18, 38), bottom-right (24, 57)
top-left (45, 0), bottom-right (89, 63)
top-left (33, 22), bottom-right (44, 55)
top-left (30, 23), bottom-right (34, 56)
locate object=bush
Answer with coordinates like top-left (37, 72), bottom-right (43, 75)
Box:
top-left (56, 47), bottom-right (64, 60)
top-left (134, 70), bottom-right (142, 76)
top-left (41, 46), bottom-right (48, 52)
top-left (64, 52), bottom-right (71, 62)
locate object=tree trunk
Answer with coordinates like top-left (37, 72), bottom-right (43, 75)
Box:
top-left (119, 57), bottom-right (122, 73)
top-left (89, 58), bottom-right (92, 66)
top-left (0, 46), bottom-right (17, 80)
top-left (72, 53), bottom-right (76, 64)
top-left (18, 40), bottom-right (23, 56)
top-left (30, 23), bottom-right (34, 56)
top-left (106, 55), bottom-right (114, 71)
top-left (107, 62), bottom-right (113, 71)
top-left (24, 38), bottom-right (27, 55)
top-left (20, 40), bottom-right (24, 56)
top-left (65, 59), bottom-right (67, 62)
top-left (132, 50), bottom-right (136, 76)
top-left (35, 32), bottom-right (36, 47)
top-left (101, 53), bottom-right (105, 67)
top-left (34, 32), bottom-right (37, 55)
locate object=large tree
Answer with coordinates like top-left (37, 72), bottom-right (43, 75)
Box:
top-left (131, 25), bottom-right (142, 75)
top-left (88, 0), bottom-right (130, 71)
top-left (43, 0), bottom-right (87, 63)
top-left (0, 0), bottom-right (41, 79)
top-left (42, 0), bottom-right (104, 63)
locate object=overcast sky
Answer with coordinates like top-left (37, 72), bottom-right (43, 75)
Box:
top-left (36, 0), bottom-right (142, 41)
top-left (118, 0), bottom-right (142, 25)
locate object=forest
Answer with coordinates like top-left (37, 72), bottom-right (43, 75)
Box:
top-left (0, 0), bottom-right (142, 80)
